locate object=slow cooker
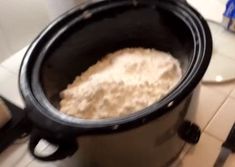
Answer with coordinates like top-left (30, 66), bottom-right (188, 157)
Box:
top-left (19, 0), bottom-right (212, 166)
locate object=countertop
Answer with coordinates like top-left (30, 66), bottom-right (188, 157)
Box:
top-left (0, 0), bottom-right (235, 166)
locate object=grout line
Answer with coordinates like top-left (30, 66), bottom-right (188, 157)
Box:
top-left (178, 132), bottom-right (221, 161)
top-left (203, 90), bottom-right (235, 142)
top-left (202, 92), bottom-right (230, 131)
top-left (0, 64), bottom-right (17, 76)
top-left (229, 93), bottom-right (235, 100)
top-left (25, 158), bottom-right (36, 167)
top-left (2, 139), bottom-right (35, 167)
top-left (178, 144), bottom-right (193, 160)
top-left (0, 64), bottom-right (18, 75)
top-left (227, 85), bottom-right (235, 96)
top-left (217, 88), bottom-right (235, 97)
top-left (204, 131), bottom-right (224, 142)
top-left (11, 149), bottom-right (32, 167)
top-left (179, 132), bottom-right (223, 164)
top-left (223, 82), bottom-right (235, 98)
top-left (0, 65), bottom-right (18, 90)
top-left (216, 51), bottom-right (235, 62)
top-left (203, 83), bottom-right (235, 97)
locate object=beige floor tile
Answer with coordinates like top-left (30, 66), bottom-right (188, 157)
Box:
top-left (0, 141), bottom-right (33, 167)
top-left (27, 160), bottom-right (62, 167)
top-left (0, 138), bottom-right (48, 167)
top-left (202, 82), bottom-right (235, 97)
top-left (205, 97), bottom-right (235, 141)
top-left (0, 65), bottom-right (15, 80)
top-left (56, 150), bottom-right (86, 167)
top-left (180, 133), bottom-right (222, 167)
top-left (39, 144), bottom-right (87, 167)
top-left (186, 85), bottom-right (228, 130)
top-left (230, 89), bottom-right (235, 99)
top-left (0, 66), bottom-right (25, 108)
top-left (170, 145), bottom-right (192, 167)
top-left (1, 46), bottom-right (28, 75)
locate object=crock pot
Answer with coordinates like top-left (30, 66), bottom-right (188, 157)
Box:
top-left (19, 0), bottom-right (212, 166)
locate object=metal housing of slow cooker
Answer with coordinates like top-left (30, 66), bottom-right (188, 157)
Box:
top-left (19, 0), bottom-right (212, 166)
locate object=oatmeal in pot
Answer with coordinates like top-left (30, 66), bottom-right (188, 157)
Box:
top-left (60, 48), bottom-right (182, 119)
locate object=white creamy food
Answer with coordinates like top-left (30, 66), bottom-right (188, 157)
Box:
top-left (60, 48), bottom-right (182, 119)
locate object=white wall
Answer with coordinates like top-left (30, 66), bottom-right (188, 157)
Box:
top-left (0, 0), bottom-right (49, 62)
top-left (187, 0), bottom-right (226, 22)
top-left (45, 0), bottom-right (86, 20)
top-left (0, 0), bottom-right (89, 62)
top-left (0, 0), bottom-right (227, 62)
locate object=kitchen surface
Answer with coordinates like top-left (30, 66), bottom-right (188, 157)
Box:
top-left (0, 0), bottom-right (235, 167)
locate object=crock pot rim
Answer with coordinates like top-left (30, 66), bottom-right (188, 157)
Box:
top-left (19, 0), bottom-right (212, 131)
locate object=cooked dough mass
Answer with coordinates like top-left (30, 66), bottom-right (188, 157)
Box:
top-left (60, 48), bottom-right (182, 119)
